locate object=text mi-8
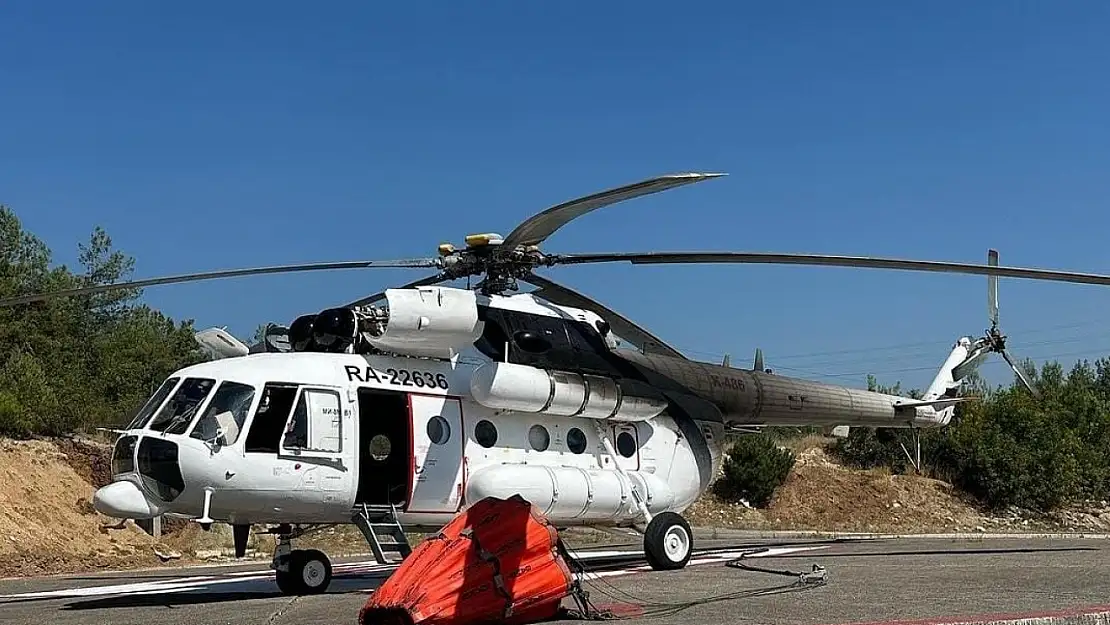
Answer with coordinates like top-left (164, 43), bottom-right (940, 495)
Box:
top-left (7, 171), bottom-right (1110, 596)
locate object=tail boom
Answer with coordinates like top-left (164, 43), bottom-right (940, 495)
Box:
top-left (615, 346), bottom-right (979, 431)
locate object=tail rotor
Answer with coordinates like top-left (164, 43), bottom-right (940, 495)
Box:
top-left (983, 249), bottom-right (1039, 396)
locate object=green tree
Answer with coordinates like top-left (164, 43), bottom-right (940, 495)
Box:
top-left (830, 375), bottom-right (925, 474)
top-left (0, 205), bottom-right (206, 437)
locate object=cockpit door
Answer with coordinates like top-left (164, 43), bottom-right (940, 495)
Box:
top-left (278, 385), bottom-right (354, 502)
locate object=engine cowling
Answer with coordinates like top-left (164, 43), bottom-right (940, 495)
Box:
top-left (362, 287), bottom-right (484, 359)
top-left (470, 361), bottom-right (668, 422)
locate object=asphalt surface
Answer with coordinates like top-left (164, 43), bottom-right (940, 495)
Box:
top-left (1, 534), bottom-right (1109, 625)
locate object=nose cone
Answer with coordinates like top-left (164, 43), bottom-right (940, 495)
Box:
top-left (93, 480), bottom-right (165, 519)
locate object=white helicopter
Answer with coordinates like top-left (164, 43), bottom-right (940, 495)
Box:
top-left (6, 172), bottom-right (1110, 596)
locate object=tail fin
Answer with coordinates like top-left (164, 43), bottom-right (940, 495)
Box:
top-left (914, 337), bottom-right (970, 424)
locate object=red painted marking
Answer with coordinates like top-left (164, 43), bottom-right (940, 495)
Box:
top-left (819, 605), bottom-right (1110, 625)
top-left (404, 392), bottom-right (414, 513)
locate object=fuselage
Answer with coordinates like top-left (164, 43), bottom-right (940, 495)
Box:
top-left (94, 286), bottom-right (964, 531)
top-left (95, 350), bottom-right (713, 529)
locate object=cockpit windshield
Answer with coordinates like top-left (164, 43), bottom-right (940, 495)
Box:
top-left (126, 377), bottom-right (180, 430)
top-left (148, 377), bottom-right (216, 434)
top-left (189, 381), bottom-right (256, 447)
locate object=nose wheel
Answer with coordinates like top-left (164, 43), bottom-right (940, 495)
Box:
top-left (643, 512), bottom-right (693, 571)
top-left (275, 548), bottom-right (333, 595)
top-left (271, 525), bottom-right (334, 595)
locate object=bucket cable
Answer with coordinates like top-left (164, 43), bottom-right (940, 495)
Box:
top-left (557, 538), bottom-right (829, 621)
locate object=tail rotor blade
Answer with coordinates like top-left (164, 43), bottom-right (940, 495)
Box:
top-left (1000, 348), bottom-right (1039, 397)
top-left (988, 249), bottom-right (999, 328)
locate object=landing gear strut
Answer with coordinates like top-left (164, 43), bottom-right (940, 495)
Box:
top-left (589, 422), bottom-right (694, 571)
top-left (642, 512), bottom-right (693, 571)
top-left (270, 524), bottom-right (334, 595)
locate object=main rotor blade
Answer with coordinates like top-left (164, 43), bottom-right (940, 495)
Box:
top-left (500, 172), bottom-right (725, 250)
top-left (522, 272), bottom-right (687, 360)
top-left (988, 249), bottom-right (999, 327)
top-left (551, 251), bottom-right (1110, 288)
top-left (342, 272), bottom-right (451, 308)
top-left (0, 258), bottom-right (441, 307)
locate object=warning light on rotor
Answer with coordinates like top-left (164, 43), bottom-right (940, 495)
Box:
top-left (465, 233), bottom-right (504, 247)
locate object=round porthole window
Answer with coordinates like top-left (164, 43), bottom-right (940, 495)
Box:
top-left (566, 427), bottom-right (587, 454)
top-left (528, 424), bottom-right (550, 452)
top-left (475, 419), bottom-right (498, 448)
top-left (616, 431), bottom-right (637, 458)
top-left (369, 434), bottom-right (391, 461)
top-left (427, 416), bottom-right (451, 445)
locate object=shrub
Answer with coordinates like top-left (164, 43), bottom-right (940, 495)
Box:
top-left (713, 433), bottom-right (796, 508)
top-left (830, 427), bottom-right (913, 474)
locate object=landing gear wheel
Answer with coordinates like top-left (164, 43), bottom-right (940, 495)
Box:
top-left (275, 567), bottom-right (298, 595)
top-left (275, 549), bottom-right (333, 595)
top-left (296, 549), bottom-right (332, 594)
top-left (643, 512), bottom-right (692, 571)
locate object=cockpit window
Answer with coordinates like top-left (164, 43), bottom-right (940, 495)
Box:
top-left (148, 377), bottom-right (216, 434)
top-left (189, 381), bottom-right (256, 447)
top-left (282, 388), bottom-right (343, 453)
top-left (244, 383), bottom-right (300, 453)
top-left (126, 377), bottom-right (180, 430)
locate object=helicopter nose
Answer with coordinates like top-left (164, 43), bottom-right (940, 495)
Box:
top-left (93, 480), bottom-right (165, 519)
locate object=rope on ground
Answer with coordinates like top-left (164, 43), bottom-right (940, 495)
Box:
top-left (557, 539), bottom-right (830, 621)
top-left (726, 546), bottom-right (830, 585)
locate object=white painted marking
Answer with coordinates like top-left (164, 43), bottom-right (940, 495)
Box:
top-left (582, 546), bottom-right (828, 580)
top-left (0, 545), bottom-right (826, 602)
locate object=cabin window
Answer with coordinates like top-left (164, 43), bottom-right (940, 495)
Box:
top-left (474, 419), bottom-right (498, 448)
top-left (189, 381), bottom-right (257, 447)
top-left (528, 424), bottom-right (550, 452)
top-left (148, 377), bottom-right (216, 435)
top-left (126, 377), bottom-right (179, 430)
top-left (282, 388), bottom-right (342, 453)
top-left (244, 383), bottom-right (300, 453)
top-left (616, 431), bottom-right (637, 458)
top-left (369, 434), bottom-right (392, 460)
top-left (566, 427), bottom-right (587, 454)
top-left (427, 415), bottom-right (451, 445)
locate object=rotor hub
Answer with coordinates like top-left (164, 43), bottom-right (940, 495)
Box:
top-left (986, 326), bottom-right (1007, 352)
top-left (438, 242), bottom-right (554, 294)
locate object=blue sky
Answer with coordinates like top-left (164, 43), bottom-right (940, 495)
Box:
top-left (4, 1), bottom-right (1110, 392)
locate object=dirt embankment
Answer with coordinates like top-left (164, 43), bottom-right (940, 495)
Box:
top-left (3, 435), bottom-right (1109, 578)
top-left (686, 439), bottom-right (1110, 534)
top-left (0, 437), bottom-right (167, 577)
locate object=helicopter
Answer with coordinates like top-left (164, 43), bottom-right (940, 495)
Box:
top-left (6, 171), bottom-right (1110, 597)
